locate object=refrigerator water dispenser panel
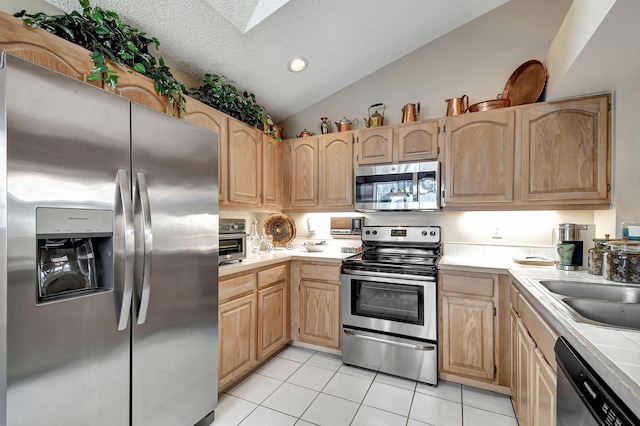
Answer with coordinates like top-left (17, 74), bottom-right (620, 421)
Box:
top-left (36, 208), bottom-right (114, 303)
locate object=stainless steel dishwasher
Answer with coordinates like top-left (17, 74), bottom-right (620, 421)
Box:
top-left (555, 337), bottom-right (639, 425)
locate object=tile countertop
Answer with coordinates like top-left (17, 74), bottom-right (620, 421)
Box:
top-left (440, 255), bottom-right (640, 418)
top-left (218, 246), bottom-right (352, 277)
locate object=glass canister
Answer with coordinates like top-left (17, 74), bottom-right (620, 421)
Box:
top-left (588, 235), bottom-right (610, 275)
top-left (602, 239), bottom-right (640, 284)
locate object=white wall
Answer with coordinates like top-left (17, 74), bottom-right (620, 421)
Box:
top-left (278, 0), bottom-right (572, 137)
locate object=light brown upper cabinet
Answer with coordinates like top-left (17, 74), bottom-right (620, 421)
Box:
top-left (520, 94), bottom-right (610, 206)
top-left (227, 119), bottom-right (262, 207)
top-left (443, 109), bottom-right (516, 206)
top-left (182, 96), bottom-right (228, 203)
top-left (285, 132), bottom-right (354, 211)
top-left (442, 93), bottom-right (610, 210)
top-left (356, 120), bottom-right (439, 166)
top-left (0, 11), bottom-right (99, 86)
top-left (262, 134), bottom-right (283, 210)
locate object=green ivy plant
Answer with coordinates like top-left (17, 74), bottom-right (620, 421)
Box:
top-left (15, 0), bottom-right (186, 110)
top-left (189, 73), bottom-right (274, 133)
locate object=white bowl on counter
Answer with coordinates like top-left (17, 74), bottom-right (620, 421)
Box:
top-left (303, 242), bottom-right (327, 252)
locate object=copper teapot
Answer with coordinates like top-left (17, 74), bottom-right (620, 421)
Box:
top-left (445, 95), bottom-right (468, 116)
top-left (297, 129), bottom-right (313, 137)
top-left (364, 103), bottom-right (385, 128)
top-left (335, 117), bottom-right (359, 132)
top-left (401, 102), bottom-right (420, 123)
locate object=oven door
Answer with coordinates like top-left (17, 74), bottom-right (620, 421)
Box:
top-left (341, 270), bottom-right (436, 341)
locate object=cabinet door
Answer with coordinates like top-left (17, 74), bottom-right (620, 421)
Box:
top-left (532, 349), bottom-right (557, 426)
top-left (520, 95), bottom-right (609, 205)
top-left (320, 132), bottom-right (353, 208)
top-left (441, 295), bottom-right (495, 380)
top-left (299, 280), bottom-right (340, 348)
top-left (357, 127), bottom-right (394, 165)
top-left (257, 282), bottom-right (288, 361)
top-left (183, 96), bottom-right (228, 203)
top-left (397, 120), bottom-right (439, 162)
top-left (262, 134), bottom-right (283, 209)
top-left (228, 119), bottom-right (262, 206)
top-left (516, 319), bottom-right (535, 426)
top-left (444, 109), bottom-right (515, 205)
top-left (289, 137), bottom-right (319, 208)
top-left (0, 12), bottom-right (99, 86)
top-left (219, 293), bottom-right (256, 390)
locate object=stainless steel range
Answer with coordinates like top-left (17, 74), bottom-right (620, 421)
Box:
top-left (341, 225), bottom-right (441, 385)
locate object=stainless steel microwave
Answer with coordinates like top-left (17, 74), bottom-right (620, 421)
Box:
top-left (354, 161), bottom-right (441, 212)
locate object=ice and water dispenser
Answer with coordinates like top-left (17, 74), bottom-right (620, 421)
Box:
top-left (36, 208), bottom-right (113, 303)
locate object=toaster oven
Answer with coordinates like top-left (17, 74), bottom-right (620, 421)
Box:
top-left (219, 219), bottom-right (247, 264)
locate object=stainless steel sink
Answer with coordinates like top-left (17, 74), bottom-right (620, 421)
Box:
top-left (536, 280), bottom-right (640, 329)
top-left (539, 280), bottom-right (640, 303)
top-left (563, 298), bottom-right (640, 329)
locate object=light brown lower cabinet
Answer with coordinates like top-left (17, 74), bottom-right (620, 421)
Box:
top-left (218, 263), bottom-right (289, 391)
top-left (291, 260), bottom-right (341, 349)
top-left (438, 269), bottom-right (510, 392)
top-left (510, 280), bottom-right (558, 426)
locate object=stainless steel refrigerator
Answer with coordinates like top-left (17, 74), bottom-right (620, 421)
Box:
top-left (0, 54), bottom-right (219, 425)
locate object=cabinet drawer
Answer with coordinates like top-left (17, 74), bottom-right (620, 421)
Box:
top-left (258, 264), bottom-right (287, 289)
top-left (519, 294), bottom-right (559, 372)
top-left (220, 273), bottom-right (256, 302)
top-left (441, 272), bottom-right (494, 297)
top-left (300, 263), bottom-right (340, 282)
top-left (510, 283), bottom-right (520, 313)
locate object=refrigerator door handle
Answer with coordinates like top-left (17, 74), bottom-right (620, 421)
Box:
top-left (116, 169), bottom-right (135, 331)
top-left (134, 172), bottom-right (153, 325)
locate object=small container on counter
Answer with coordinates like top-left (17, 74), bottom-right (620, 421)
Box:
top-left (588, 235), bottom-right (611, 275)
top-left (602, 239), bottom-right (640, 284)
top-left (622, 222), bottom-right (640, 241)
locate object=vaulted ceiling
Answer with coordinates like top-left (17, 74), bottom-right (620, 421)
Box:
top-left (46, 0), bottom-right (510, 121)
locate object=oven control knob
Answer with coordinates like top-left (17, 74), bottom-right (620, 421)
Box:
top-left (430, 231), bottom-right (436, 236)
top-left (372, 230), bottom-right (378, 235)
top-left (422, 231), bottom-right (428, 236)
top-left (231, 224), bottom-right (239, 231)
top-left (365, 230), bottom-right (370, 235)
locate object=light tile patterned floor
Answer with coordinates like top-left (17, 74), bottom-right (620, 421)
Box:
top-left (215, 345), bottom-right (518, 426)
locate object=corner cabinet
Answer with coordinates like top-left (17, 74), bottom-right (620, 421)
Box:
top-left (439, 269), bottom-right (511, 393)
top-left (290, 260), bottom-right (341, 349)
top-left (443, 109), bottom-right (516, 206)
top-left (218, 263), bottom-right (290, 392)
top-left (356, 120), bottom-right (439, 166)
top-left (520, 94), bottom-right (610, 206)
top-left (284, 132), bottom-right (354, 211)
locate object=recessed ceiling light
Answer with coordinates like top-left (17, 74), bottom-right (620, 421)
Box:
top-left (288, 57), bottom-right (308, 72)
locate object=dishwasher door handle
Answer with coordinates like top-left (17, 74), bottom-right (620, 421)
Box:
top-left (343, 329), bottom-right (435, 351)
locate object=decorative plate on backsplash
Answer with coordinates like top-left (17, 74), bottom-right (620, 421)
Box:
top-left (264, 213), bottom-right (296, 248)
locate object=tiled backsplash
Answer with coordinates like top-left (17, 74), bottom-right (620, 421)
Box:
top-left (443, 242), bottom-right (556, 262)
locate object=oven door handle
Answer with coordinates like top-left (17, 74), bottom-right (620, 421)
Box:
top-left (343, 329), bottom-right (435, 351)
top-left (341, 268), bottom-right (436, 281)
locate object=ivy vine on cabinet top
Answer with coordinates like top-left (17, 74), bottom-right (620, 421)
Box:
top-left (15, 0), bottom-right (187, 110)
top-left (13, 0), bottom-right (273, 128)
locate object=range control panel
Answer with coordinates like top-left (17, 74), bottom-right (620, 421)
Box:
top-left (361, 225), bottom-right (440, 244)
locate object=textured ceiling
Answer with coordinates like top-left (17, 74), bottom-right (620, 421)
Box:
top-left (45, 0), bottom-right (510, 121)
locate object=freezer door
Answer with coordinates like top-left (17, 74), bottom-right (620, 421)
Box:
top-left (130, 103), bottom-right (218, 426)
top-left (2, 55), bottom-right (131, 425)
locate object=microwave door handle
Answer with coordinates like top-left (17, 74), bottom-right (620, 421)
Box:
top-left (134, 172), bottom-right (153, 325)
top-left (413, 173), bottom-right (419, 202)
top-left (115, 169), bottom-right (134, 331)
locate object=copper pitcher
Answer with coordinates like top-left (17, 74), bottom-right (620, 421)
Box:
top-left (401, 102), bottom-right (420, 123)
top-left (445, 95), bottom-right (468, 116)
